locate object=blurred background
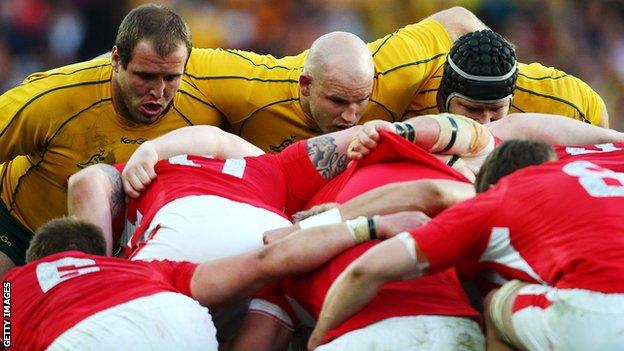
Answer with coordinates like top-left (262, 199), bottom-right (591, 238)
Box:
top-left (1, 0), bottom-right (623, 129)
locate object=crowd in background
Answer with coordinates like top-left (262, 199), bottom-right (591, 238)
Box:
top-left (2, 0), bottom-right (623, 129)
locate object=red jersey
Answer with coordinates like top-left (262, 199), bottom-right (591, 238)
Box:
top-left (253, 133), bottom-right (479, 342)
top-left (119, 141), bottom-right (326, 254)
top-left (4, 251), bottom-right (198, 350)
top-left (414, 156), bottom-right (624, 293)
top-left (556, 142), bottom-right (624, 171)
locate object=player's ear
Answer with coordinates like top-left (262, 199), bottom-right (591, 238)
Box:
top-left (111, 46), bottom-right (121, 72)
top-left (299, 73), bottom-right (312, 96)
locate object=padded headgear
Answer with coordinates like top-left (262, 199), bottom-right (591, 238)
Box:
top-left (439, 30), bottom-right (517, 111)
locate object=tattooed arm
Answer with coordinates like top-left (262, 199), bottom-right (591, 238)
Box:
top-left (306, 126), bottom-right (362, 180)
top-left (67, 164), bottom-right (125, 256)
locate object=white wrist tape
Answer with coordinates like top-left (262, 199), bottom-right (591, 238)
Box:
top-left (396, 232), bottom-right (416, 261)
top-left (396, 232), bottom-right (429, 280)
top-left (298, 207), bottom-right (342, 229)
top-left (429, 113), bottom-right (493, 157)
top-left (346, 216), bottom-right (371, 244)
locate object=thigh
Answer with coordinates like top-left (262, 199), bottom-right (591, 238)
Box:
top-left (317, 316), bottom-right (484, 351)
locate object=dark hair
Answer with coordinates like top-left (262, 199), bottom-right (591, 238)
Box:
top-left (475, 139), bottom-right (556, 193)
top-left (25, 217), bottom-right (107, 263)
top-left (115, 4), bottom-right (192, 68)
top-left (438, 30), bottom-right (517, 111)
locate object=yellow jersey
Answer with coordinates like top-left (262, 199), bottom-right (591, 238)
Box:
top-left (406, 62), bottom-right (605, 125)
top-left (185, 18), bottom-right (451, 152)
top-left (0, 57), bottom-right (222, 232)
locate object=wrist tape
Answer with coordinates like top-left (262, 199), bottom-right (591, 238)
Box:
top-left (345, 216), bottom-right (378, 244)
top-left (298, 207), bottom-right (342, 229)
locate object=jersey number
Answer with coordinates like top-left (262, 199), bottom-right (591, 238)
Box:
top-left (563, 161), bottom-right (624, 197)
top-left (565, 143), bottom-right (621, 156)
top-left (36, 257), bottom-right (100, 293)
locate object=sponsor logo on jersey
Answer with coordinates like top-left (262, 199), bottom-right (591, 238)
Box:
top-left (269, 136), bottom-right (297, 153)
top-left (120, 137), bottom-right (146, 145)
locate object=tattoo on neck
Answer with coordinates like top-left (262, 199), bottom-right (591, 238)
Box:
top-left (307, 136), bottom-right (348, 179)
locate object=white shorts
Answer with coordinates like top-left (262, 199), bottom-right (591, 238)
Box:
top-left (130, 195), bottom-right (292, 263)
top-left (510, 284), bottom-right (624, 351)
top-left (316, 316), bottom-right (484, 351)
top-left (48, 292), bottom-right (218, 350)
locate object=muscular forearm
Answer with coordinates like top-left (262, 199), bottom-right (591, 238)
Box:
top-left (312, 267), bottom-right (385, 346)
top-left (403, 114), bottom-right (494, 157)
top-left (191, 223), bottom-right (362, 308)
top-left (488, 113), bottom-right (624, 145)
top-left (339, 179), bottom-right (474, 219)
top-left (258, 223), bottom-right (357, 278)
top-left (67, 164), bottom-right (124, 256)
top-left (149, 125), bottom-right (264, 160)
top-left (307, 126), bottom-right (362, 180)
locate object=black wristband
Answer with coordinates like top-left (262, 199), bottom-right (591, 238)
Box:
top-left (394, 123), bottom-right (406, 138)
top-left (367, 217), bottom-right (377, 240)
top-left (441, 115), bottom-right (458, 153)
top-left (404, 122), bottom-right (415, 143)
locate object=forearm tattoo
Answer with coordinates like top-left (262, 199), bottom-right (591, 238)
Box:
top-left (307, 135), bottom-right (348, 179)
top-left (103, 165), bottom-right (125, 219)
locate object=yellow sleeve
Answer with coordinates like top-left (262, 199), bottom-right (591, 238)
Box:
top-left (512, 63), bottom-right (605, 126)
top-left (0, 59), bottom-right (113, 162)
top-left (363, 18), bottom-right (451, 123)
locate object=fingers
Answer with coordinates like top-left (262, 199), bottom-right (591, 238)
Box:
top-left (347, 136), bottom-right (372, 160)
top-left (348, 120), bottom-right (395, 159)
top-left (121, 164), bottom-right (157, 198)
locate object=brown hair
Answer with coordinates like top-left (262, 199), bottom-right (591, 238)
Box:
top-left (475, 139), bottom-right (556, 193)
top-left (26, 217), bottom-right (106, 263)
top-left (115, 3), bottom-right (192, 68)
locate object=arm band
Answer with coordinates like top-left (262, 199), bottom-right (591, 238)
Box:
top-left (298, 207), bottom-right (342, 229)
top-left (393, 122), bottom-right (416, 143)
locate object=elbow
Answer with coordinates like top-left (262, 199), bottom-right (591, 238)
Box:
top-left (346, 260), bottom-right (382, 287)
top-left (256, 244), bottom-right (285, 280)
top-left (446, 6), bottom-right (480, 27)
top-left (67, 164), bottom-right (118, 211)
top-left (407, 181), bottom-right (447, 216)
top-left (68, 167), bottom-right (102, 197)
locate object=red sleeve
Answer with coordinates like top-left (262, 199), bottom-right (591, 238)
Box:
top-left (412, 190), bottom-right (502, 273)
top-left (114, 163), bottom-right (126, 173)
top-left (148, 260), bottom-right (199, 297)
top-left (275, 141), bottom-right (328, 215)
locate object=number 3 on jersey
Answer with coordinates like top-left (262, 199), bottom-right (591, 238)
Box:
top-left (563, 161), bottom-right (624, 197)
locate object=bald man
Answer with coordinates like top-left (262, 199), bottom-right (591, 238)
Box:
top-left (185, 7), bottom-right (485, 152)
top-left (298, 32), bottom-right (374, 133)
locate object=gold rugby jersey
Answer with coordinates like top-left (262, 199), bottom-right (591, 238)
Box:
top-left (406, 62), bottom-right (605, 125)
top-left (0, 57), bottom-right (222, 232)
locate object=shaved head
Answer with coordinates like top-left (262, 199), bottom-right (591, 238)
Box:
top-left (304, 31), bottom-right (374, 83)
top-left (300, 32), bottom-right (374, 133)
